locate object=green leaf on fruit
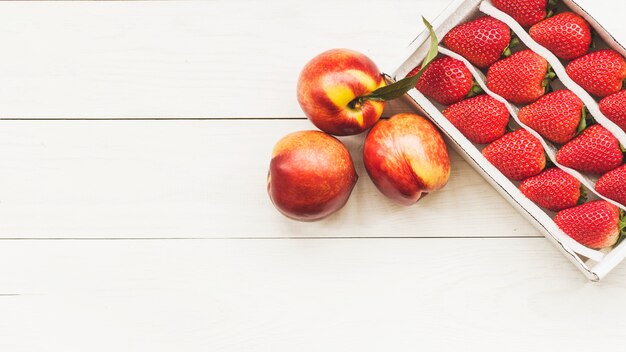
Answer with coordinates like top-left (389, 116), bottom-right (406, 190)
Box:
top-left (358, 17), bottom-right (439, 103)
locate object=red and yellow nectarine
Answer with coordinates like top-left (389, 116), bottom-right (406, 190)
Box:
top-left (268, 130), bottom-right (358, 221)
top-left (363, 113), bottom-right (450, 205)
top-left (297, 49), bottom-right (386, 136)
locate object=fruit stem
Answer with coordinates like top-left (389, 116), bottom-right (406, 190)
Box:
top-left (348, 97), bottom-right (364, 110)
top-left (357, 17), bottom-right (439, 103)
top-left (619, 210), bottom-right (626, 233)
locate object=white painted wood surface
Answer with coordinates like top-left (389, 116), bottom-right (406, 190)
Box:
top-left (0, 119), bottom-right (537, 238)
top-left (1, 0), bottom-right (626, 350)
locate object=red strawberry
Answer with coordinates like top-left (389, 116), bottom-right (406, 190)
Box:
top-left (556, 124), bottom-right (623, 174)
top-left (442, 94), bottom-right (509, 144)
top-left (596, 165), bottom-right (626, 206)
top-left (519, 168), bottom-right (582, 212)
top-left (492, 0), bottom-right (548, 27)
top-left (443, 16), bottom-right (513, 69)
top-left (487, 50), bottom-right (553, 105)
top-left (599, 90), bottom-right (626, 131)
top-left (408, 56), bottom-right (477, 106)
top-left (566, 50), bottom-right (626, 97)
top-left (529, 12), bottom-right (592, 60)
top-left (517, 90), bottom-right (585, 144)
top-left (554, 200), bottom-right (624, 249)
top-left (482, 129), bottom-right (546, 180)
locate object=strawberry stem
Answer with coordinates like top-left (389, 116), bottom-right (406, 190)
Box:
top-left (355, 17), bottom-right (438, 104)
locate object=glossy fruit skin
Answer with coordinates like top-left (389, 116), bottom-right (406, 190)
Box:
top-left (529, 12), bottom-right (592, 61)
top-left (599, 90), bottom-right (626, 131)
top-left (556, 124), bottom-right (623, 175)
top-left (442, 94), bottom-right (509, 144)
top-left (566, 50), bottom-right (626, 97)
top-left (519, 168), bottom-right (581, 212)
top-left (517, 90), bottom-right (584, 144)
top-left (297, 49), bottom-right (386, 136)
top-left (443, 16), bottom-right (512, 68)
top-left (554, 200), bottom-right (621, 249)
top-left (492, 0), bottom-right (548, 27)
top-left (363, 113), bottom-right (450, 206)
top-left (408, 56), bottom-right (473, 106)
top-left (482, 129), bottom-right (546, 180)
top-left (487, 50), bottom-right (549, 105)
top-left (268, 131), bottom-right (357, 221)
top-left (596, 165), bottom-right (626, 207)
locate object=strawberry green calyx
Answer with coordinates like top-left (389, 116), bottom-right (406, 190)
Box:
top-left (542, 65), bottom-right (557, 89)
top-left (503, 32), bottom-right (520, 58)
top-left (467, 80), bottom-right (484, 98)
top-left (615, 210), bottom-right (626, 246)
top-left (577, 106), bottom-right (589, 134)
top-left (577, 185), bottom-right (587, 205)
top-left (547, 0), bottom-right (559, 18)
top-left (542, 65), bottom-right (557, 94)
top-left (356, 17), bottom-right (438, 104)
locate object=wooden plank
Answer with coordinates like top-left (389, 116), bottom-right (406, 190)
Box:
top-left (0, 238), bottom-right (622, 351)
top-left (0, 0), bottom-right (619, 119)
top-left (0, 119), bottom-right (537, 238)
top-left (0, 0), bottom-right (449, 118)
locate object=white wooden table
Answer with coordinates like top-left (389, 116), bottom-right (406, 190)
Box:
top-left (2, 0), bottom-right (626, 350)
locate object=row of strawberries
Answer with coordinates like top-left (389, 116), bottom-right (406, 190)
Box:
top-left (408, 0), bottom-right (626, 250)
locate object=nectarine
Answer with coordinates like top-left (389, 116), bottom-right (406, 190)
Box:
top-left (297, 49), bottom-right (386, 136)
top-left (363, 113), bottom-right (450, 205)
top-left (268, 130), bottom-right (358, 221)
